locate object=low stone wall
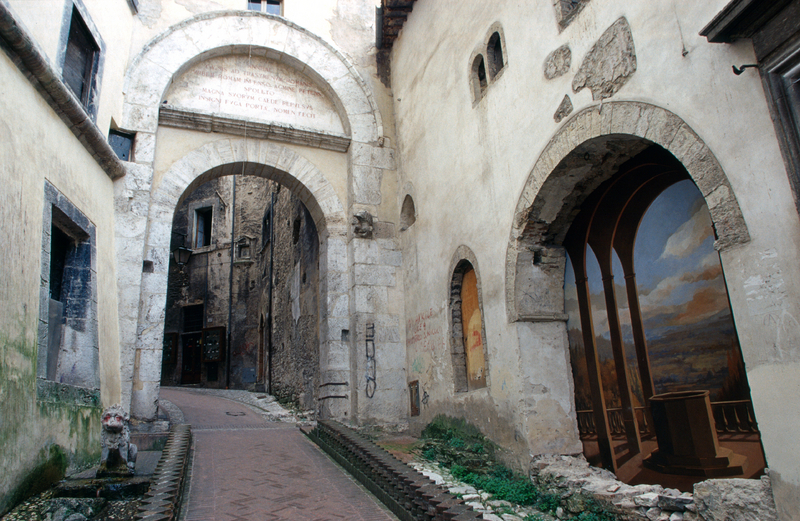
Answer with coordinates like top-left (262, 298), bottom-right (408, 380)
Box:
top-left (529, 454), bottom-right (778, 521)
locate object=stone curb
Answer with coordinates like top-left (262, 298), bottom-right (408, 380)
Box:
top-left (305, 420), bottom-right (481, 520)
top-left (135, 424), bottom-right (192, 521)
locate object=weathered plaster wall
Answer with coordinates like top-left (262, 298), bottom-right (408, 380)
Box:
top-left (6, 0), bottom-right (135, 138)
top-left (390, 1), bottom-right (800, 509)
top-left (0, 48), bottom-right (117, 514)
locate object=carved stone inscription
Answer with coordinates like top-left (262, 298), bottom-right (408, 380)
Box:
top-left (165, 55), bottom-right (345, 135)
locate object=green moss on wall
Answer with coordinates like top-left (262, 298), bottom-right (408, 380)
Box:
top-left (1, 328), bottom-right (102, 516)
top-left (2, 444), bottom-right (67, 515)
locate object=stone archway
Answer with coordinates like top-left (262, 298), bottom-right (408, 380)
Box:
top-left (115, 11), bottom-right (392, 420)
top-left (506, 101), bottom-right (750, 323)
top-left (121, 11), bottom-right (383, 144)
top-left (129, 138), bottom-right (349, 419)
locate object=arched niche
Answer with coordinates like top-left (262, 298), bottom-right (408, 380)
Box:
top-left (400, 194), bottom-right (416, 231)
top-left (448, 245), bottom-right (490, 393)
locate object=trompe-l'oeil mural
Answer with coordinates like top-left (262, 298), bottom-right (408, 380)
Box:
top-left (566, 180), bottom-right (749, 412)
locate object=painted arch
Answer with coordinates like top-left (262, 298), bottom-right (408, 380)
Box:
top-left (506, 101), bottom-right (750, 323)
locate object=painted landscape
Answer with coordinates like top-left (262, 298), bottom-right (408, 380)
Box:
top-left (566, 180), bottom-right (750, 411)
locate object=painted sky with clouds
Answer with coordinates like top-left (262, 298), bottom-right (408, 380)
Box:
top-left (565, 180), bottom-right (729, 340)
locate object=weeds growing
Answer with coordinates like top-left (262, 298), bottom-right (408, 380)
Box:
top-left (419, 415), bottom-right (616, 520)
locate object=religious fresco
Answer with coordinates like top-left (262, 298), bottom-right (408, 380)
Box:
top-left (566, 180), bottom-right (750, 411)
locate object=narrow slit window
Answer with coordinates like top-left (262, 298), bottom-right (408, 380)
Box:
top-left (471, 55), bottom-right (488, 102)
top-left (487, 32), bottom-right (504, 78)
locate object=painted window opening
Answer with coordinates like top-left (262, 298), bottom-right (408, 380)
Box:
top-left (562, 154), bottom-right (764, 487)
top-left (63, 6), bottom-right (98, 109)
top-left (400, 194), bottom-right (416, 231)
top-left (451, 260), bottom-right (487, 392)
top-left (194, 207), bottom-right (213, 248)
top-left (487, 31), bottom-right (504, 78)
top-left (38, 182), bottom-right (98, 391)
top-left (471, 55), bottom-right (488, 102)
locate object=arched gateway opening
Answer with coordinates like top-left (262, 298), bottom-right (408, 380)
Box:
top-left (161, 173), bottom-right (320, 412)
top-left (117, 11), bottom-right (386, 421)
top-left (508, 102), bottom-right (764, 489)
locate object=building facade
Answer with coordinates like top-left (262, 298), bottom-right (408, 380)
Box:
top-left (1, 0), bottom-right (799, 518)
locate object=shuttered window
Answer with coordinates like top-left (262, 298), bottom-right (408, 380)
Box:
top-left (63, 8), bottom-right (98, 107)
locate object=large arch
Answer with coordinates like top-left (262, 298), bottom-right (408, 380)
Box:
top-left (129, 138), bottom-right (350, 419)
top-left (121, 10), bottom-right (383, 147)
top-left (117, 11), bottom-right (388, 419)
top-left (506, 100), bottom-right (756, 476)
top-left (506, 101), bottom-right (750, 323)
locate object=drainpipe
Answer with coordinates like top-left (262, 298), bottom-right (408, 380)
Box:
top-left (226, 175), bottom-right (236, 388)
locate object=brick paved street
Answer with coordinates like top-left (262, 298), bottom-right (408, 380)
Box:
top-left (161, 388), bottom-right (397, 521)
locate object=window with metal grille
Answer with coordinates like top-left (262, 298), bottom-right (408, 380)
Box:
top-left (63, 7), bottom-right (98, 108)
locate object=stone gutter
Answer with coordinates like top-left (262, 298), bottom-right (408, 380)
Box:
top-left (135, 424), bottom-right (192, 521)
top-left (0, 0), bottom-right (126, 180)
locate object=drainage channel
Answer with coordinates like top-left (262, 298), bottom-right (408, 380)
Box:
top-left (304, 420), bottom-right (482, 521)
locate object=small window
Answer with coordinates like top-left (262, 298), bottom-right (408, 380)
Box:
top-left (400, 194), bottom-right (416, 231)
top-left (49, 224), bottom-right (74, 302)
top-left (109, 130), bottom-right (134, 162)
top-left (237, 237), bottom-right (251, 259)
top-left (194, 207), bottom-right (213, 248)
top-left (471, 55), bottom-right (488, 103)
top-left (487, 32), bottom-right (504, 78)
top-left (63, 7), bottom-right (98, 108)
top-left (292, 216), bottom-right (301, 244)
top-left (183, 305), bottom-right (204, 332)
top-left (248, 0), bottom-right (281, 15)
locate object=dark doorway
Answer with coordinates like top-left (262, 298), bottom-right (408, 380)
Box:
top-left (181, 333), bottom-right (202, 385)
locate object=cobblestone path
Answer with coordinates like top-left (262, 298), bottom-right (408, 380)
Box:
top-left (161, 388), bottom-right (397, 521)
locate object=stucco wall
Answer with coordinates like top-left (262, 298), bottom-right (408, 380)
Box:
top-left (6, 0), bottom-right (134, 139)
top-left (390, 0), bottom-right (800, 512)
top-left (0, 48), bottom-right (119, 513)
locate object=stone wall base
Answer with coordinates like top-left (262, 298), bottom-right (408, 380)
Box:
top-left (529, 454), bottom-right (778, 521)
